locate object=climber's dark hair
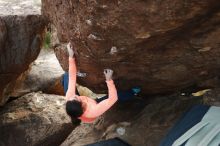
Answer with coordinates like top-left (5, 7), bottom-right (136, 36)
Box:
top-left (66, 100), bottom-right (83, 125)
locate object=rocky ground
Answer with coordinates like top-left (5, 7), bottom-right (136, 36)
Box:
top-left (0, 0), bottom-right (41, 16)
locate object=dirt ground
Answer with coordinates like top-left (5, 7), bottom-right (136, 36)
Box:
top-left (0, 0), bottom-right (41, 15)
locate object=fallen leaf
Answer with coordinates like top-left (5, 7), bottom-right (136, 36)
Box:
top-left (192, 89), bottom-right (211, 96)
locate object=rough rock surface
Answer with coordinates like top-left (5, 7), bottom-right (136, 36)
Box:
top-left (0, 15), bottom-right (46, 105)
top-left (61, 93), bottom-right (202, 146)
top-left (42, 0), bottom-right (220, 94)
top-left (0, 92), bottom-right (73, 146)
top-left (0, 18), bottom-right (6, 52)
top-left (203, 88), bottom-right (220, 106)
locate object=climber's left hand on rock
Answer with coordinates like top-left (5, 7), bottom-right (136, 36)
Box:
top-left (67, 42), bottom-right (74, 58)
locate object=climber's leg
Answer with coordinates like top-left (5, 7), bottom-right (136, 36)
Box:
top-left (62, 72), bottom-right (80, 95)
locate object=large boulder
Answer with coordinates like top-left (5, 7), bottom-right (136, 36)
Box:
top-left (42, 0), bottom-right (220, 95)
top-left (0, 92), bottom-right (73, 146)
top-left (0, 15), bottom-right (46, 105)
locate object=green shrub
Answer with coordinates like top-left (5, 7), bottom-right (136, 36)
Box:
top-left (43, 31), bottom-right (51, 49)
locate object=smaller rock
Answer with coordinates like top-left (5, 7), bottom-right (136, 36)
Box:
top-left (0, 92), bottom-right (73, 146)
top-left (88, 34), bottom-right (102, 40)
top-left (110, 46), bottom-right (118, 55)
top-left (198, 46), bottom-right (212, 52)
top-left (116, 127), bottom-right (126, 136)
top-left (181, 93), bottom-right (186, 96)
top-left (77, 71), bottom-right (87, 77)
top-left (86, 19), bottom-right (92, 25)
top-left (0, 15), bottom-right (47, 105)
top-left (135, 32), bottom-right (151, 39)
top-left (101, 5), bottom-right (108, 8)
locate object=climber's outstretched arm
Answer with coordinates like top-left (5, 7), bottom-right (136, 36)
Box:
top-left (85, 69), bottom-right (118, 118)
top-left (66, 43), bottom-right (77, 100)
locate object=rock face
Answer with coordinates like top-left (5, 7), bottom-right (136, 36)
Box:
top-left (0, 15), bottom-right (46, 105)
top-left (0, 92), bottom-right (73, 146)
top-left (0, 18), bottom-right (7, 52)
top-left (42, 0), bottom-right (220, 94)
